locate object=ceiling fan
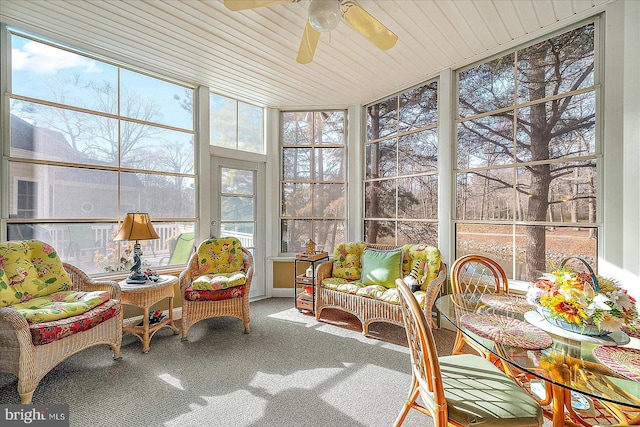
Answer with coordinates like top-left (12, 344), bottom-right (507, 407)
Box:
top-left (223, 0), bottom-right (398, 64)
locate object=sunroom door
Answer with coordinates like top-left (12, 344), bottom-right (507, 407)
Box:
top-left (212, 158), bottom-right (264, 299)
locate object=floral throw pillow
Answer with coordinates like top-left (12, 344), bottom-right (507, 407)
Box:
top-left (0, 240), bottom-right (72, 308)
top-left (332, 242), bottom-right (367, 280)
top-left (401, 244), bottom-right (442, 291)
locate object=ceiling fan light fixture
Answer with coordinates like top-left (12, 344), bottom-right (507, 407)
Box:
top-left (308, 0), bottom-right (341, 32)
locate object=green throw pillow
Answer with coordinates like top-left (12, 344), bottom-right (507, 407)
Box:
top-left (361, 248), bottom-right (403, 288)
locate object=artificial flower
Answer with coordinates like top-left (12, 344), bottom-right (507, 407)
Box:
top-left (527, 263), bottom-right (638, 333)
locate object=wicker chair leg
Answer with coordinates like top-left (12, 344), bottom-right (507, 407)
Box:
top-left (19, 389), bottom-right (34, 404)
top-left (452, 330), bottom-right (466, 355)
top-left (112, 344), bottom-right (122, 360)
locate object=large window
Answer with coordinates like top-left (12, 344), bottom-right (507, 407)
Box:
top-left (280, 111), bottom-right (346, 253)
top-left (455, 23), bottom-right (598, 281)
top-left (7, 33), bottom-right (196, 274)
top-left (210, 93), bottom-right (264, 154)
top-left (364, 81), bottom-right (439, 246)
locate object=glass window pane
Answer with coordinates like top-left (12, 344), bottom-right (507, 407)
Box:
top-left (517, 24), bottom-right (594, 104)
top-left (11, 35), bottom-right (118, 115)
top-left (120, 121), bottom-right (194, 173)
top-left (399, 82), bottom-right (438, 132)
top-left (210, 93), bottom-right (237, 148)
top-left (120, 69), bottom-right (192, 130)
top-left (281, 183), bottom-right (311, 216)
top-left (283, 147), bottom-right (311, 180)
top-left (457, 114), bottom-right (514, 169)
top-left (456, 170), bottom-right (515, 221)
top-left (282, 112), bottom-right (312, 145)
top-left (456, 223), bottom-right (514, 276)
top-left (315, 111), bottom-right (344, 145)
top-left (238, 101), bottom-right (263, 153)
top-left (313, 184), bottom-right (345, 217)
top-left (281, 219), bottom-right (311, 253)
top-left (458, 53), bottom-right (515, 118)
top-left (398, 130), bottom-right (438, 175)
top-left (9, 163), bottom-right (118, 219)
top-left (517, 161), bottom-right (596, 223)
top-left (10, 100), bottom-right (118, 167)
top-left (221, 223), bottom-right (255, 248)
top-left (516, 92), bottom-right (595, 162)
top-left (366, 139), bottom-right (397, 179)
top-left (398, 175), bottom-right (438, 219)
top-left (365, 180), bottom-right (396, 218)
top-left (515, 225), bottom-right (597, 281)
top-left (221, 196), bottom-right (253, 221)
top-left (364, 220), bottom-right (396, 245)
top-left (221, 168), bottom-right (253, 195)
top-left (120, 172), bottom-right (195, 218)
top-left (313, 220), bottom-right (344, 253)
top-left (398, 221), bottom-right (438, 246)
top-left (314, 147), bottom-right (344, 181)
top-left (367, 97), bottom-right (398, 140)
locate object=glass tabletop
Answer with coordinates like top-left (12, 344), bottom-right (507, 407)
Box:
top-left (436, 293), bottom-right (640, 410)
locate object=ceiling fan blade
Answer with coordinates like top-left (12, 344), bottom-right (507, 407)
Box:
top-left (296, 22), bottom-right (321, 64)
top-left (223, 0), bottom-right (297, 11)
top-left (341, 0), bottom-right (398, 51)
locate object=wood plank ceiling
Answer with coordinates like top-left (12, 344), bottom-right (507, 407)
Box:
top-left (1, 0), bottom-right (613, 109)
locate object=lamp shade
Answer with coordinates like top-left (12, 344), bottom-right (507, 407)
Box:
top-left (114, 212), bottom-right (159, 241)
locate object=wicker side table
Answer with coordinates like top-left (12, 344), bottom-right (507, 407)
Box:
top-left (120, 275), bottom-right (179, 353)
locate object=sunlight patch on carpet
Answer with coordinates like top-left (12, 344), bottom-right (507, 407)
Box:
top-left (249, 367), bottom-right (344, 395)
top-left (321, 364), bottom-right (411, 425)
top-left (165, 390), bottom-right (266, 427)
top-left (158, 373), bottom-right (185, 390)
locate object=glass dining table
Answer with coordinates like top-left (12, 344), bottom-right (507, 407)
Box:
top-left (436, 293), bottom-right (640, 427)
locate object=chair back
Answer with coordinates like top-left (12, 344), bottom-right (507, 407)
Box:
top-left (196, 236), bottom-right (245, 274)
top-left (168, 232), bottom-right (195, 265)
top-left (396, 278), bottom-right (448, 425)
top-left (450, 254), bottom-right (508, 295)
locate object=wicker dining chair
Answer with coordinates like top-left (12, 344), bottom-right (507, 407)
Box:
top-left (450, 254), bottom-right (509, 356)
top-left (179, 237), bottom-right (253, 340)
top-left (394, 278), bottom-right (543, 427)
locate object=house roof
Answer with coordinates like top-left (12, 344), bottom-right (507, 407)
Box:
top-left (0, 0), bottom-right (615, 109)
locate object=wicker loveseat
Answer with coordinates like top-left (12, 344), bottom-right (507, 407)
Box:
top-left (315, 242), bottom-right (446, 336)
top-left (0, 240), bottom-right (122, 404)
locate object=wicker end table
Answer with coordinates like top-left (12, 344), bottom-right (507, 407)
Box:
top-left (120, 275), bottom-right (179, 353)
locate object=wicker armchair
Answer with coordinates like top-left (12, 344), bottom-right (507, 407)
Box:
top-left (0, 245), bottom-right (122, 404)
top-left (179, 237), bottom-right (254, 340)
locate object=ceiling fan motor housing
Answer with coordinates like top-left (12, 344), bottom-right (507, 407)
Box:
top-left (308, 0), bottom-right (341, 32)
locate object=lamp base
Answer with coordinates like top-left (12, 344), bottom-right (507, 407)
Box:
top-left (126, 248), bottom-right (146, 284)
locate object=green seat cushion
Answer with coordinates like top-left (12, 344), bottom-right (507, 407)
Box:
top-left (438, 354), bottom-right (543, 427)
top-left (361, 248), bottom-right (403, 288)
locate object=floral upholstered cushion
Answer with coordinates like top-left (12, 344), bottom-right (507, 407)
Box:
top-left (29, 299), bottom-right (120, 346)
top-left (332, 242), bottom-right (367, 280)
top-left (355, 284), bottom-right (386, 299)
top-left (196, 237), bottom-right (244, 275)
top-left (184, 285), bottom-right (246, 302)
top-left (192, 272), bottom-right (247, 291)
top-left (7, 290), bottom-right (111, 323)
top-left (401, 244), bottom-right (442, 291)
top-left (0, 240), bottom-right (73, 307)
top-left (321, 277), bottom-right (350, 289)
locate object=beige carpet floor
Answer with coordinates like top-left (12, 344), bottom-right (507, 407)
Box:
top-left (1, 297), bottom-right (555, 426)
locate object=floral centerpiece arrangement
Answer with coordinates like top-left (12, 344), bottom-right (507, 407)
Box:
top-left (526, 258), bottom-right (637, 335)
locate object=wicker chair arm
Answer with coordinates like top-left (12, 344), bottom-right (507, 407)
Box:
top-left (241, 247), bottom-right (254, 294)
top-left (179, 252), bottom-right (200, 293)
top-left (0, 307), bottom-right (35, 358)
top-left (63, 263), bottom-right (121, 300)
top-left (315, 260), bottom-right (333, 285)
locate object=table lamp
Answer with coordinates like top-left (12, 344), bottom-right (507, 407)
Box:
top-left (114, 212), bottom-right (159, 284)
